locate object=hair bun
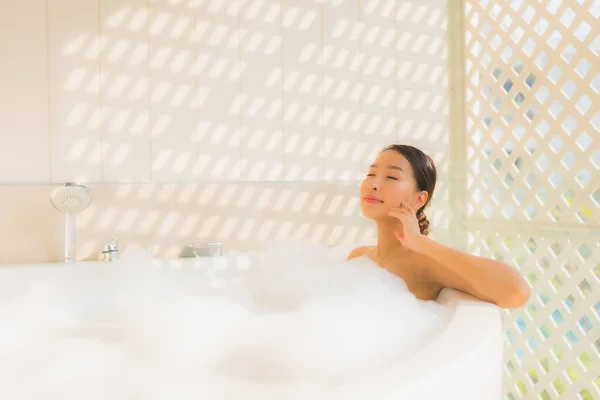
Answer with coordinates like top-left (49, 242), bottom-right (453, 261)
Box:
top-left (417, 210), bottom-right (430, 236)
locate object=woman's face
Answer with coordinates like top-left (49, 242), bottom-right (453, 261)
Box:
top-left (359, 150), bottom-right (428, 221)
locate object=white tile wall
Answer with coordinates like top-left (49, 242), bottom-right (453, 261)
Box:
top-left (0, 0), bottom-right (450, 185)
top-left (0, 0), bottom-right (451, 263)
top-left (0, 180), bottom-right (452, 263)
top-left (395, 1), bottom-right (449, 153)
top-left (360, 0), bottom-right (398, 172)
top-left (281, 0), bottom-right (323, 181)
top-left (322, 0), bottom-right (362, 181)
top-left (149, 0), bottom-right (197, 182)
top-left (48, 0), bottom-right (103, 183)
top-left (101, 0), bottom-right (151, 182)
top-left (0, 0), bottom-right (49, 183)
top-left (195, 0), bottom-right (243, 181)
top-left (239, 0), bottom-right (284, 181)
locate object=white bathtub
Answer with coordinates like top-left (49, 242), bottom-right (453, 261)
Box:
top-left (0, 254), bottom-right (504, 400)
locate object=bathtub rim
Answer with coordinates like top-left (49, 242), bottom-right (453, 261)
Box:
top-left (328, 286), bottom-right (504, 397)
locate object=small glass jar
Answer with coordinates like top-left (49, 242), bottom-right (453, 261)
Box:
top-left (191, 242), bottom-right (224, 257)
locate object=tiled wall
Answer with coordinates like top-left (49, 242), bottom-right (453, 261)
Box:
top-left (0, 0), bottom-right (452, 263)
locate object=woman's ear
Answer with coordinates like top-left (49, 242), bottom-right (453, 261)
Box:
top-left (414, 190), bottom-right (429, 210)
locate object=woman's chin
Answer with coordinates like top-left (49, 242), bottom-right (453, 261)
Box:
top-left (360, 208), bottom-right (388, 221)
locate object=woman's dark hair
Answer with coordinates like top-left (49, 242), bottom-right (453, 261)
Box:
top-left (381, 144), bottom-right (437, 235)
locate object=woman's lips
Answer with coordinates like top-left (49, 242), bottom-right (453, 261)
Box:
top-left (364, 196), bottom-right (383, 204)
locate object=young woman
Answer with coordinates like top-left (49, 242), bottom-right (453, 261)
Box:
top-left (348, 144), bottom-right (531, 308)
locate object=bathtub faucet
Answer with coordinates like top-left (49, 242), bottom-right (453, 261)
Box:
top-left (102, 238), bottom-right (119, 262)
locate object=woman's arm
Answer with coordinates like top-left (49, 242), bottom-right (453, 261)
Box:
top-left (388, 202), bottom-right (531, 308)
top-left (414, 235), bottom-right (531, 308)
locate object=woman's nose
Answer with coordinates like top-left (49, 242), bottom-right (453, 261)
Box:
top-left (368, 179), bottom-right (379, 191)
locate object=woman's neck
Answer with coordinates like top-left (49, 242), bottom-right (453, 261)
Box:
top-left (374, 220), bottom-right (415, 264)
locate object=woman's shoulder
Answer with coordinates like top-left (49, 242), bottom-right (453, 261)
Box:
top-left (347, 245), bottom-right (375, 261)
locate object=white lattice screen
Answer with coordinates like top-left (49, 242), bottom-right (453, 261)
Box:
top-left (462, 0), bottom-right (599, 399)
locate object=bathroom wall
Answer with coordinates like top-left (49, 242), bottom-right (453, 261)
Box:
top-left (0, 0), bottom-right (453, 263)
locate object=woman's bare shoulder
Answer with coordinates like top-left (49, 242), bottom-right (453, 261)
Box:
top-left (347, 246), bottom-right (375, 260)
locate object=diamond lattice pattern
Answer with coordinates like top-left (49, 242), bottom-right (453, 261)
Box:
top-left (464, 0), bottom-right (599, 399)
top-left (465, 0), bottom-right (599, 225)
top-left (468, 232), bottom-right (599, 400)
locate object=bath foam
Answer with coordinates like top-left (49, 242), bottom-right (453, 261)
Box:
top-left (0, 241), bottom-right (450, 399)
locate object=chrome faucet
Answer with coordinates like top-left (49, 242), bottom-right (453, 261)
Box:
top-left (102, 238), bottom-right (119, 262)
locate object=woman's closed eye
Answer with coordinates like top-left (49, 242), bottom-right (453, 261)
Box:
top-left (366, 174), bottom-right (398, 180)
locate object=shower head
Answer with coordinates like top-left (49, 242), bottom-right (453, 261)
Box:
top-left (50, 182), bottom-right (92, 214)
top-left (50, 182), bottom-right (92, 263)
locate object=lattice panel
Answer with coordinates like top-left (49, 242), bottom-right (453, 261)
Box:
top-left (464, 0), bottom-right (599, 225)
top-left (468, 230), bottom-right (600, 400)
